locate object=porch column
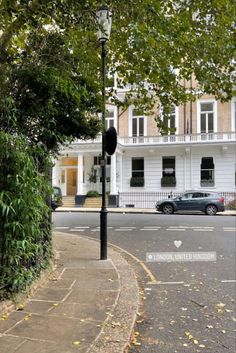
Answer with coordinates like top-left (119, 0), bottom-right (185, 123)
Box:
top-left (75, 154), bottom-right (86, 207)
top-left (110, 153), bottom-right (117, 194)
top-left (77, 154), bottom-right (84, 194)
top-left (109, 152), bottom-right (119, 207)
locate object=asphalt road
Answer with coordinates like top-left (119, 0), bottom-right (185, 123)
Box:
top-left (52, 212), bottom-right (236, 353)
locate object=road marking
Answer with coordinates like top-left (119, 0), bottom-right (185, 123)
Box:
top-left (147, 281), bottom-right (185, 285)
top-left (70, 229), bottom-right (84, 232)
top-left (192, 227), bottom-right (214, 229)
top-left (115, 228), bottom-right (134, 231)
top-left (74, 226), bottom-right (90, 229)
top-left (140, 228), bottom-right (160, 231)
top-left (109, 243), bottom-right (157, 283)
top-left (223, 228), bottom-right (236, 231)
top-left (167, 229), bottom-right (186, 231)
top-left (193, 229), bottom-right (213, 232)
top-left (143, 226), bottom-right (161, 228)
top-left (91, 229), bottom-right (100, 232)
top-left (119, 226), bottom-right (136, 229)
top-left (221, 280), bottom-right (236, 283)
top-left (54, 226), bottom-right (68, 230)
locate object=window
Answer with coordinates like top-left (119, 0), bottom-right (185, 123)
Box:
top-left (130, 158), bottom-right (144, 187)
top-left (233, 101), bottom-right (236, 131)
top-left (235, 163), bottom-right (236, 186)
top-left (94, 156), bottom-right (111, 165)
top-left (105, 110), bottom-right (114, 129)
top-left (163, 106), bottom-right (176, 135)
top-left (161, 157), bottom-right (176, 187)
top-left (131, 109), bottom-right (145, 140)
top-left (132, 117), bottom-right (144, 137)
top-left (132, 158), bottom-right (144, 178)
top-left (201, 157), bottom-right (214, 187)
top-left (200, 102), bottom-right (214, 134)
top-left (162, 157), bottom-right (175, 177)
top-left (234, 102), bottom-right (236, 131)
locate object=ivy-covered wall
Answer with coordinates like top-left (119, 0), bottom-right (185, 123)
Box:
top-left (0, 132), bottom-right (52, 299)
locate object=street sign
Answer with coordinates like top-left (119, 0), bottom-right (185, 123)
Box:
top-left (104, 126), bottom-right (117, 155)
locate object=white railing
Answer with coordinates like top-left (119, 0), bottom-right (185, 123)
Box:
top-left (72, 131), bottom-right (236, 147)
top-left (119, 132), bottom-right (236, 145)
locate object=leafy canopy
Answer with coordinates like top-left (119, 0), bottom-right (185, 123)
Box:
top-left (0, 0), bottom-right (235, 151)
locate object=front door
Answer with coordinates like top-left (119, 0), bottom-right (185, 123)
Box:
top-left (67, 168), bottom-right (77, 195)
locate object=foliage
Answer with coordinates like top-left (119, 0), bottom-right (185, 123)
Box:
top-left (86, 190), bottom-right (100, 198)
top-left (161, 176), bottom-right (176, 187)
top-left (130, 177), bottom-right (145, 187)
top-left (0, 133), bottom-right (52, 298)
top-left (226, 198), bottom-right (236, 210)
top-left (88, 167), bottom-right (98, 183)
top-left (0, 0), bottom-right (235, 145)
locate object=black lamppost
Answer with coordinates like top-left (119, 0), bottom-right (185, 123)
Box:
top-left (96, 6), bottom-right (112, 260)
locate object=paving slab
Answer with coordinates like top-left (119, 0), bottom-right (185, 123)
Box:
top-left (0, 232), bottom-right (139, 353)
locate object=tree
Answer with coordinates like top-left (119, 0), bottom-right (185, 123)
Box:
top-left (0, 0), bottom-right (235, 151)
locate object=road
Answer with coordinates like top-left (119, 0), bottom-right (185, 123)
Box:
top-left (52, 212), bottom-right (236, 353)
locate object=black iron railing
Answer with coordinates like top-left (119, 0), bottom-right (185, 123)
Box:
top-left (118, 191), bottom-right (236, 209)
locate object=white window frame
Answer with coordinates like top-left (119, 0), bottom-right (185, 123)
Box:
top-left (128, 106), bottom-right (147, 137)
top-left (159, 104), bottom-right (179, 135)
top-left (231, 97), bottom-right (236, 132)
top-left (105, 105), bottom-right (117, 130)
top-left (197, 99), bottom-right (217, 134)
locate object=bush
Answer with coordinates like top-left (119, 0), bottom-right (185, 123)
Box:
top-left (86, 190), bottom-right (100, 197)
top-left (226, 198), bottom-right (236, 210)
top-left (161, 176), bottom-right (176, 187)
top-left (0, 133), bottom-right (52, 299)
top-left (130, 177), bottom-right (145, 187)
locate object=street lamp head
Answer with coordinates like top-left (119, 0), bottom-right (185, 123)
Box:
top-left (96, 6), bottom-right (112, 42)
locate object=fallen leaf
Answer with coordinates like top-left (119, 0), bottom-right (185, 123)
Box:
top-left (17, 304), bottom-right (25, 311)
top-left (72, 341), bottom-right (80, 346)
top-left (1, 314), bottom-right (9, 320)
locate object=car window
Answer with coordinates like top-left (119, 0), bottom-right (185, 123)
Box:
top-left (182, 193), bottom-right (193, 200)
top-left (192, 192), bottom-right (204, 198)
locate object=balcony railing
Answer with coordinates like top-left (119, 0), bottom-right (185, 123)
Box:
top-left (119, 131), bottom-right (236, 145)
top-left (72, 131), bottom-right (236, 147)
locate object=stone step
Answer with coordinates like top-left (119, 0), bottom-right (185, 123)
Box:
top-left (62, 196), bottom-right (75, 207)
top-left (84, 197), bottom-right (102, 208)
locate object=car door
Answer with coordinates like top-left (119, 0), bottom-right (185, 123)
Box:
top-left (191, 192), bottom-right (205, 210)
top-left (175, 193), bottom-right (194, 210)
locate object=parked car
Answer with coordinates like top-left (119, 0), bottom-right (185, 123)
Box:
top-left (51, 186), bottom-right (63, 211)
top-left (155, 191), bottom-right (225, 215)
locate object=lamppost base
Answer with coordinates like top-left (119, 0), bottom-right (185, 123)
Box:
top-left (100, 208), bottom-right (108, 260)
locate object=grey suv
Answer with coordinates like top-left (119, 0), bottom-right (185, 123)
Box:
top-left (155, 191), bottom-right (225, 215)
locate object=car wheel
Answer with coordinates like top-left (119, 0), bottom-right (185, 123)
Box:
top-left (205, 204), bottom-right (217, 215)
top-left (162, 203), bottom-right (174, 214)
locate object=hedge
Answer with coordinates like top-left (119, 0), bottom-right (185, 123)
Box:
top-left (0, 133), bottom-right (52, 299)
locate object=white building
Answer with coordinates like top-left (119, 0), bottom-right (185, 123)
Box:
top-left (52, 90), bottom-right (236, 208)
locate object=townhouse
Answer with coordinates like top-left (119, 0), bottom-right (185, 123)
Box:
top-left (52, 87), bottom-right (236, 208)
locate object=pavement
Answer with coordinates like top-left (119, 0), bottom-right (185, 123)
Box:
top-left (56, 207), bottom-right (236, 216)
top-left (0, 232), bottom-right (139, 353)
top-left (0, 208), bottom-right (235, 353)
